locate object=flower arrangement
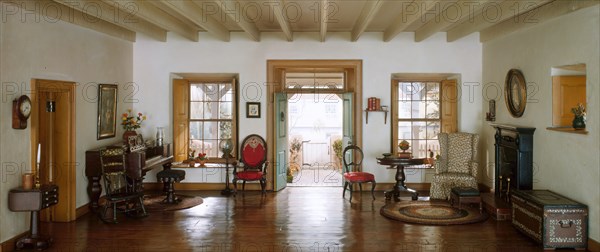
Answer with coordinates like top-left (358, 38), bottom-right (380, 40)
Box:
top-left (121, 110), bottom-right (146, 131)
top-left (571, 103), bottom-right (586, 118)
top-left (197, 152), bottom-right (207, 161)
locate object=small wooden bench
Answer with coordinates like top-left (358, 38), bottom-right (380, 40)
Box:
top-left (450, 187), bottom-right (482, 213)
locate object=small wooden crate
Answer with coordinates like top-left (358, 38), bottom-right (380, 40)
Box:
top-left (511, 190), bottom-right (588, 250)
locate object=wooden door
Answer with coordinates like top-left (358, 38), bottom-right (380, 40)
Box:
top-left (552, 76), bottom-right (586, 126)
top-left (33, 79), bottom-right (76, 222)
top-left (274, 93), bottom-right (288, 191)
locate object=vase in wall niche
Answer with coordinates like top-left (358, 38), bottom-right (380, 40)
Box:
top-left (572, 116), bottom-right (586, 130)
top-left (123, 130), bottom-right (137, 143)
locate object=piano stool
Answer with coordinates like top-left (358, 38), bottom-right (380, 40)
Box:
top-left (156, 169), bottom-right (186, 204)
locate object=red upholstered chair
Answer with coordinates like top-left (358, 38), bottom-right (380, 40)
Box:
top-left (232, 134), bottom-right (268, 195)
top-left (342, 145), bottom-right (376, 201)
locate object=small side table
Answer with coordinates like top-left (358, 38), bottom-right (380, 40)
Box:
top-left (8, 184), bottom-right (58, 250)
top-left (450, 187), bottom-right (482, 213)
top-left (376, 156), bottom-right (429, 201)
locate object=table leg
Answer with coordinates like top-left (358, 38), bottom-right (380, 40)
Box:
top-left (87, 175), bottom-right (101, 212)
top-left (16, 211), bottom-right (52, 250)
top-left (162, 162), bottom-right (172, 193)
top-left (221, 158), bottom-right (233, 196)
top-left (384, 164), bottom-right (419, 201)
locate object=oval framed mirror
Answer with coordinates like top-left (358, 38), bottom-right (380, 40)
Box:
top-left (505, 69), bottom-right (527, 118)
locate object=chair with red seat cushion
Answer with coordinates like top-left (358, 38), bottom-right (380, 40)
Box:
top-left (233, 134), bottom-right (268, 195)
top-left (342, 145), bottom-right (376, 202)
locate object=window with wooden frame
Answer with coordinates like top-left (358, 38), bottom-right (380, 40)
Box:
top-left (391, 79), bottom-right (457, 157)
top-left (284, 68), bottom-right (345, 91)
top-left (173, 78), bottom-right (238, 162)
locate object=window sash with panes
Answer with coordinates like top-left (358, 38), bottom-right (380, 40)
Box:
top-left (395, 81), bottom-right (441, 158)
top-left (189, 82), bottom-right (235, 159)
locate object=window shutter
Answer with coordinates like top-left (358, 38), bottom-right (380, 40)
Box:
top-left (441, 79), bottom-right (458, 133)
top-left (173, 79), bottom-right (190, 162)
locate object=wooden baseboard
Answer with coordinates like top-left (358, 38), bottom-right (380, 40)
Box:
top-left (143, 182), bottom-right (263, 191)
top-left (589, 238), bottom-right (600, 252)
top-left (76, 203), bottom-right (90, 219)
top-left (0, 231), bottom-right (28, 252)
top-left (142, 182), bottom-right (433, 192)
top-left (349, 183), bottom-right (431, 192)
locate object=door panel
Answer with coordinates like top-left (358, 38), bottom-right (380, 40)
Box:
top-left (552, 76), bottom-right (586, 126)
top-left (275, 93), bottom-right (288, 191)
top-left (441, 79), bottom-right (458, 133)
top-left (342, 92), bottom-right (353, 148)
top-left (35, 79), bottom-right (76, 222)
top-left (173, 79), bottom-right (190, 162)
top-left (342, 92), bottom-right (353, 168)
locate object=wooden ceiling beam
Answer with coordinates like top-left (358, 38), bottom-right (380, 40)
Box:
top-left (384, 0), bottom-right (443, 42)
top-left (320, 0), bottom-right (328, 42)
top-left (53, 0), bottom-right (167, 41)
top-left (351, 0), bottom-right (383, 42)
top-left (158, 0), bottom-right (230, 41)
top-left (415, 0), bottom-right (492, 42)
top-left (269, 0), bottom-right (293, 41)
top-left (4, 0), bottom-right (136, 41)
top-left (209, 0), bottom-right (260, 41)
top-left (100, 0), bottom-right (199, 42)
top-left (480, 0), bottom-right (599, 42)
top-left (446, 0), bottom-right (552, 42)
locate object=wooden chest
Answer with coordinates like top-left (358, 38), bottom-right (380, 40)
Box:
top-left (511, 190), bottom-right (588, 250)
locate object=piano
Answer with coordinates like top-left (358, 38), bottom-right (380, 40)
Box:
top-left (85, 143), bottom-right (173, 212)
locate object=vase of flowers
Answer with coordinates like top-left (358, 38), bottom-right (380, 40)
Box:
top-left (121, 110), bottom-right (146, 141)
top-left (571, 103), bottom-right (586, 130)
top-left (195, 153), bottom-right (207, 166)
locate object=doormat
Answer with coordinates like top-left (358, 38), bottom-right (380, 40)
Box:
top-left (380, 201), bottom-right (488, 225)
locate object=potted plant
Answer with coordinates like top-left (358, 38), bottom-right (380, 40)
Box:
top-left (195, 152), bottom-right (208, 166)
top-left (332, 139), bottom-right (343, 170)
top-left (571, 103), bottom-right (586, 129)
top-left (289, 137), bottom-right (302, 174)
top-left (287, 168), bottom-right (294, 183)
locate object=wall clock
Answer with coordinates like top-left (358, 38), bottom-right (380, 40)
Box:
top-left (505, 69), bottom-right (527, 118)
top-left (12, 95), bottom-right (32, 129)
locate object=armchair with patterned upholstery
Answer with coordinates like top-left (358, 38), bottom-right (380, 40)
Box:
top-left (430, 132), bottom-right (479, 200)
top-left (232, 134), bottom-right (268, 195)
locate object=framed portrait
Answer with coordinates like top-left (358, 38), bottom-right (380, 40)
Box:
top-left (97, 84), bottom-right (118, 140)
top-left (246, 102), bottom-right (261, 118)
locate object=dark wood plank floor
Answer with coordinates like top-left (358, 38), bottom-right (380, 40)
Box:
top-left (36, 187), bottom-right (546, 252)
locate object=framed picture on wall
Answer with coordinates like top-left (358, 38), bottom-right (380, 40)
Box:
top-left (246, 102), bottom-right (260, 118)
top-left (97, 84), bottom-right (118, 140)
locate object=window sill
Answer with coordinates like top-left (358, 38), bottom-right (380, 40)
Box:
top-left (546, 127), bottom-right (588, 135)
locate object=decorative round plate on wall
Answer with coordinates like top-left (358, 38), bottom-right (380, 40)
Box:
top-left (505, 69), bottom-right (527, 118)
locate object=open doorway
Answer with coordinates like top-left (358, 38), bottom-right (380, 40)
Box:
top-left (268, 60), bottom-right (363, 192)
top-left (287, 93), bottom-right (343, 187)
